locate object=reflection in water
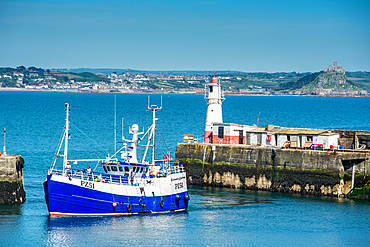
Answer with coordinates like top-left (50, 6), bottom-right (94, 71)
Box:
top-left (43, 212), bottom-right (191, 246)
top-left (3, 185), bottom-right (369, 246)
top-left (0, 204), bottom-right (23, 216)
top-left (190, 185), bottom-right (273, 208)
top-left (0, 205), bottom-right (23, 244)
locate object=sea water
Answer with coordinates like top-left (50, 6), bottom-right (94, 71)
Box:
top-left (0, 91), bottom-right (369, 246)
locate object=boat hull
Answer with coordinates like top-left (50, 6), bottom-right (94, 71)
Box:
top-left (44, 173), bottom-right (189, 216)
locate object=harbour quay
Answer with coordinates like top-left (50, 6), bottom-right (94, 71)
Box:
top-left (175, 142), bottom-right (370, 200)
top-left (0, 154), bottom-right (26, 204)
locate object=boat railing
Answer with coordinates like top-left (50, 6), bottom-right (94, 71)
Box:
top-left (154, 160), bottom-right (185, 175)
top-left (167, 164), bottom-right (185, 175)
top-left (50, 168), bottom-right (132, 185)
top-left (159, 161), bottom-right (185, 175)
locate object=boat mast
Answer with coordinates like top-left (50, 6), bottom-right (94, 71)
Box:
top-left (63, 102), bottom-right (70, 170)
top-left (148, 96), bottom-right (162, 165)
top-left (114, 94), bottom-right (117, 155)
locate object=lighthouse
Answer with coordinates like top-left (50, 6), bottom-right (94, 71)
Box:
top-left (204, 75), bottom-right (225, 143)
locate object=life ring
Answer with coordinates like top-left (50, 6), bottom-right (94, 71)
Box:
top-left (160, 199), bottom-right (164, 208)
top-left (127, 203), bottom-right (132, 212)
top-left (139, 199), bottom-right (142, 206)
top-left (267, 134), bottom-right (272, 142)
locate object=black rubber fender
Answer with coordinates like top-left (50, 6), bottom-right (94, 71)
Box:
top-left (175, 194), bottom-right (181, 201)
top-left (184, 194), bottom-right (190, 201)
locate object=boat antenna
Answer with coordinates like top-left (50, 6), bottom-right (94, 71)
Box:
top-left (114, 94), bottom-right (117, 155)
top-left (147, 95), bottom-right (162, 111)
top-left (148, 96), bottom-right (162, 165)
top-left (63, 102), bottom-right (70, 170)
top-left (121, 117), bottom-right (124, 141)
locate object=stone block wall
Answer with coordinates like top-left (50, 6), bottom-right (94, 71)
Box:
top-left (181, 160), bottom-right (358, 197)
top-left (0, 155), bottom-right (26, 204)
top-left (175, 143), bottom-right (370, 199)
top-left (175, 143), bottom-right (370, 174)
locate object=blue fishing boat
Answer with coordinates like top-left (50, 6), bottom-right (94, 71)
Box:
top-left (44, 101), bottom-right (189, 216)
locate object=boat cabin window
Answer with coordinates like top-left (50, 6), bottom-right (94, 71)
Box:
top-left (111, 166), bottom-right (118, 171)
top-left (125, 167), bottom-right (129, 172)
top-left (140, 167), bottom-right (143, 173)
top-left (103, 166), bottom-right (107, 173)
top-left (119, 166), bottom-right (123, 172)
top-left (133, 167), bottom-right (137, 172)
top-left (106, 166), bottom-right (111, 171)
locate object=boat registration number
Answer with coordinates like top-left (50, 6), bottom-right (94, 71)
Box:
top-left (175, 182), bottom-right (184, 190)
top-left (81, 181), bottom-right (94, 189)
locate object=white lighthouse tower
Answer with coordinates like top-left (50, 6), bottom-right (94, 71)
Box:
top-left (204, 75), bottom-right (225, 143)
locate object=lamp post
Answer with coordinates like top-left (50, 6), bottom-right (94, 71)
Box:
top-left (3, 128), bottom-right (6, 155)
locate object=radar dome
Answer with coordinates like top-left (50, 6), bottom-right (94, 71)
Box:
top-left (131, 124), bottom-right (139, 131)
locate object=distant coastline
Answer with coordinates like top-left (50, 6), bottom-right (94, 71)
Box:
top-left (1, 87), bottom-right (368, 97)
top-left (1, 65), bottom-right (369, 97)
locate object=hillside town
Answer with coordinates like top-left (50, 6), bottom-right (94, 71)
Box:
top-left (0, 67), bottom-right (277, 94)
top-left (0, 67), bottom-right (204, 93)
top-left (0, 63), bottom-right (369, 96)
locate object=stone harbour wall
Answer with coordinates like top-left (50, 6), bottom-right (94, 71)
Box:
top-left (0, 154), bottom-right (26, 204)
top-left (175, 143), bottom-right (370, 199)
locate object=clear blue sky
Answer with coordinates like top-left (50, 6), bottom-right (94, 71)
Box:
top-left (1, 0), bottom-right (369, 72)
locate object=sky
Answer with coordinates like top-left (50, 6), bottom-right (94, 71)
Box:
top-left (0, 0), bottom-right (369, 72)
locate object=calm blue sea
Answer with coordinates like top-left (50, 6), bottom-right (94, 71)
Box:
top-left (0, 91), bottom-right (370, 246)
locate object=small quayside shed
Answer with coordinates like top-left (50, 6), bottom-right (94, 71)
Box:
top-left (212, 123), bottom-right (257, 145)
